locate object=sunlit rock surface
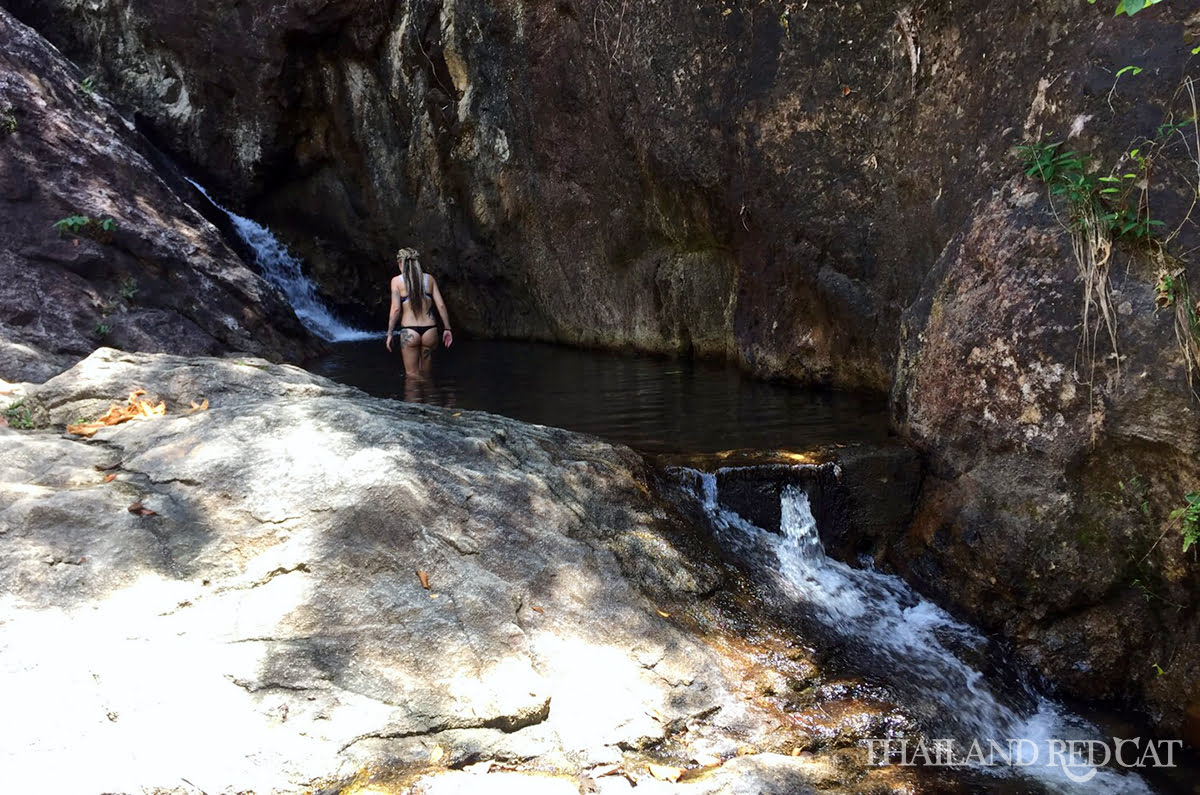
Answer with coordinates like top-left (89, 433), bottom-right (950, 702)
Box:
top-left (0, 9), bottom-right (317, 384)
top-left (1, 349), bottom-right (927, 793)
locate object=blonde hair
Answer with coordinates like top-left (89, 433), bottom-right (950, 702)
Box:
top-left (396, 247), bottom-right (428, 316)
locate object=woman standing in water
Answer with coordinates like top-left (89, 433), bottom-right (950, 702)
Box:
top-left (385, 247), bottom-right (453, 378)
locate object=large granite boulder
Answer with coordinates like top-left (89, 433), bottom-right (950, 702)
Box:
top-left (0, 8), bottom-right (318, 384)
top-left (0, 349), bottom-right (930, 793)
top-left (892, 178), bottom-right (1200, 746)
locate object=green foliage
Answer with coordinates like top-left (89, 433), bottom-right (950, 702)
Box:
top-left (1016, 140), bottom-right (1159, 240)
top-left (118, 276), bottom-right (139, 302)
top-left (1169, 492), bottom-right (1200, 553)
top-left (1105, 474), bottom-right (1152, 517)
top-left (0, 113), bottom-right (15, 135)
top-left (95, 322), bottom-right (111, 338)
top-left (53, 214), bottom-right (117, 243)
top-left (1088, 0), bottom-right (1166, 16)
top-left (79, 76), bottom-right (96, 95)
top-left (3, 400), bottom-right (34, 430)
top-left (53, 214), bottom-right (90, 234)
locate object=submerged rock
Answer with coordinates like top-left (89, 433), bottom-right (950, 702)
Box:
top-left (0, 349), bottom-right (930, 793)
top-left (0, 9), bottom-right (318, 384)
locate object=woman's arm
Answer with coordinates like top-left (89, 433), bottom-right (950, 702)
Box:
top-left (431, 276), bottom-right (453, 348)
top-left (386, 277), bottom-right (402, 351)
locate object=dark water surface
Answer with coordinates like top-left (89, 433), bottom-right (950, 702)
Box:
top-left (314, 339), bottom-right (891, 454)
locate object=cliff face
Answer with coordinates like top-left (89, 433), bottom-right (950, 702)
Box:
top-left (0, 8), bottom-right (319, 383)
top-left (10, 0), bottom-right (1194, 386)
top-left (5, 0), bottom-right (1200, 745)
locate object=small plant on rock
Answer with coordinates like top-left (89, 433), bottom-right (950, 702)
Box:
top-left (1169, 492), bottom-right (1200, 553)
top-left (118, 276), bottom-right (139, 302)
top-left (53, 214), bottom-right (117, 243)
top-left (4, 400), bottom-right (35, 430)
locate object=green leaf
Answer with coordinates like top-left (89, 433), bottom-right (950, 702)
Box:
top-left (1115, 65), bottom-right (1142, 79)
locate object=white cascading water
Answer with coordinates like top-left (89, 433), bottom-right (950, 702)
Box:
top-left (689, 469), bottom-right (1153, 794)
top-left (186, 179), bottom-right (375, 342)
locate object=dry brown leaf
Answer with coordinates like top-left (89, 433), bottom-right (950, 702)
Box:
top-left (127, 502), bottom-right (156, 517)
top-left (68, 389), bottom-right (166, 437)
top-left (530, 605), bottom-right (544, 614)
top-left (103, 473), bottom-right (117, 483)
top-left (417, 569), bottom-right (430, 589)
top-left (187, 398), bottom-right (210, 413)
top-left (656, 609), bottom-right (670, 618)
top-left (429, 745), bottom-right (445, 764)
top-left (647, 764), bottom-right (683, 783)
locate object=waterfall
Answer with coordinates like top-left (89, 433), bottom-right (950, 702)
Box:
top-left (186, 180), bottom-right (375, 342)
top-left (679, 468), bottom-right (1154, 794)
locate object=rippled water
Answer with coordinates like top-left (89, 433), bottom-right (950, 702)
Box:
top-left (314, 339), bottom-right (890, 453)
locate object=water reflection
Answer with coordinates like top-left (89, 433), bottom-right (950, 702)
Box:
top-left (314, 339), bottom-right (891, 454)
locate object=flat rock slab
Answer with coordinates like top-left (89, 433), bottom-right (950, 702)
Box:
top-left (1, 349), bottom-right (918, 793)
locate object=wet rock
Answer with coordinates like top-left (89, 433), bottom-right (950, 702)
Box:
top-left (0, 9), bottom-right (318, 383)
top-left (654, 445), bottom-right (923, 561)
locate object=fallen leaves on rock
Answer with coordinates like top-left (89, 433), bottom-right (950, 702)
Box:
top-left (127, 501), bottom-right (156, 517)
top-left (429, 745), bottom-right (445, 764)
top-left (647, 763), bottom-right (684, 782)
top-left (530, 605), bottom-right (544, 614)
top-left (68, 389), bottom-right (165, 436)
top-left (103, 473), bottom-right (118, 483)
top-left (417, 569), bottom-right (430, 589)
top-left (187, 398), bottom-right (209, 413)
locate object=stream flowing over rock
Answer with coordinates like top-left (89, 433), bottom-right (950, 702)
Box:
top-left (0, 9), bottom-right (319, 383)
top-left (1, 349), bottom-right (934, 794)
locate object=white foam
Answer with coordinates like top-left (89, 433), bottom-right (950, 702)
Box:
top-left (187, 179), bottom-right (375, 342)
top-left (686, 470), bottom-right (1153, 794)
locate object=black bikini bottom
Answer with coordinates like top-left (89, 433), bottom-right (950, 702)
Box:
top-left (400, 324), bottom-right (437, 335)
